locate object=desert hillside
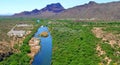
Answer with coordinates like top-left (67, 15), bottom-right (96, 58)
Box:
top-left (13, 1), bottom-right (120, 20)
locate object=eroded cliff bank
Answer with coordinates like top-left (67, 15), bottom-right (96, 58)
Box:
top-left (28, 37), bottom-right (40, 64)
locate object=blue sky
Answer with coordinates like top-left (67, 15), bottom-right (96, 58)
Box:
top-left (0, 0), bottom-right (119, 15)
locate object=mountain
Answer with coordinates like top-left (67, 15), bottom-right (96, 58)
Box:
top-left (53, 1), bottom-right (120, 20)
top-left (14, 3), bottom-right (65, 18)
top-left (14, 1), bottom-right (120, 20)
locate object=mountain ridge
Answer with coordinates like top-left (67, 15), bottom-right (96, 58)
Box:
top-left (14, 1), bottom-right (120, 20)
top-left (14, 3), bottom-right (65, 18)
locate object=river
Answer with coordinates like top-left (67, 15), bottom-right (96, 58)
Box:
top-left (32, 26), bottom-right (52, 65)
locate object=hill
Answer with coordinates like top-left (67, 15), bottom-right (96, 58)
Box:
top-left (14, 3), bottom-right (65, 18)
top-left (53, 1), bottom-right (120, 20)
top-left (13, 1), bottom-right (120, 20)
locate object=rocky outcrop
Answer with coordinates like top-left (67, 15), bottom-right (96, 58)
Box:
top-left (28, 37), bottom-right (40, 64)
top-left (0, 42), bottom-right (13, 61)
top-left (40, 32), bottom-right (48, 37)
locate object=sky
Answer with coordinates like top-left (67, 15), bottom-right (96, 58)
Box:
top-left (0, 0), bottom-right (119, 15)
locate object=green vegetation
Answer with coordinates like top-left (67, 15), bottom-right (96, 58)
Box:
top-left (48, 21), bottom-right (100, 65)
top-left (0, 18), bottom-right (120, 65)
top-left (0, 31), bottom-right (33, 65)
top-left (47, 20), bottom-right (120, 65)
top-left (0, 18), bottom-right (42, 65)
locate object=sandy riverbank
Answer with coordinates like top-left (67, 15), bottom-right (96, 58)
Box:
top-left (28, 37), bottom-right (40, 64)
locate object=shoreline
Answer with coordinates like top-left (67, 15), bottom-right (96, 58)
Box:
top-left (28, 37), bottom-right (40, 64)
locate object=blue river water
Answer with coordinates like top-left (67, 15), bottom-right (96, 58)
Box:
top-left (32, 26), bottom-right (52, 65)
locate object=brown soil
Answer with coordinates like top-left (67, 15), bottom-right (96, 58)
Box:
top-left (0, 42), bottom-right (13, 61)
top-left (92, 27), bottom-right (120, 48)
top-left (96, 44), bottom-right (106, 56)
top-left (92, 27), bottom-right (120, 65)
top-left (0, 33), bottom-right (27, 61)
top-left (103, 56), bottom-right (112, 65)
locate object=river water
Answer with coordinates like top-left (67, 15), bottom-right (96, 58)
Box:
top-left (32, 26), bottom-right (52, 65)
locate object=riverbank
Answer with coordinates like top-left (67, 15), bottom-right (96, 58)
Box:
top-left (28, 37), bottom-right (40, 64)
top-left (32, 26), bottom-right (52, 65)
top-left (28, 27), bottom-right (49, 64)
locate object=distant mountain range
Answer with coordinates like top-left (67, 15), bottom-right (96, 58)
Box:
top-left (13, 1), bottom-right (120, 20)
top-left (14, 3), bottom-right (65, 18)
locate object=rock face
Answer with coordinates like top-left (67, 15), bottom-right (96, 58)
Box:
top-left (14, 3), bottom-right (65, 18)
top-left (40, 32), bottom-right (48, 37)
top-left (43, 3), bottom-right (65, 13)
top-left (0, 42), bottom-right (13, 61)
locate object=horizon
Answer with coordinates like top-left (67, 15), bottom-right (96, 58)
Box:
top-left (0, 0), bottom-right (119, 15)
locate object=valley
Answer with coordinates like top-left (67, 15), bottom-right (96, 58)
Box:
top-left (0, 1), bottom-right (120, 65)
top-left (0, 18), bottom-right (120, 65)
